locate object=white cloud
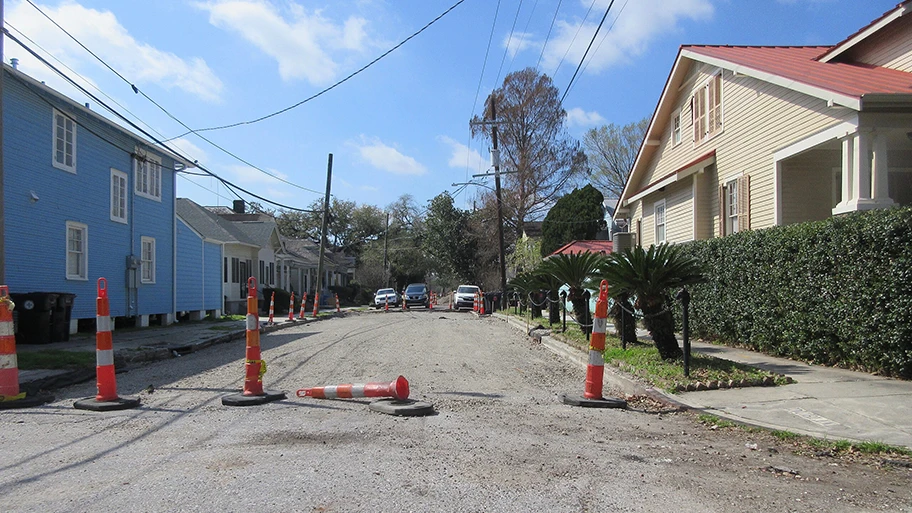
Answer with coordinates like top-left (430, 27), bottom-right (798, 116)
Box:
top-left (504, 31), bottom-right (537, 58)
top-left (228, 164), bottom-right (289, 185)
top-left (539, 0), bottom-right (714, 74)
top-left (168, 138), bottom-right (210, 166)
top-left (354, 136), bottom-right (427, 176)
top-left (196, 0), bottom-right (372, 85)
top-left (565, 107), bottom-right (605, 127)
top-left (6, 0), bottom-right (223, 102)
top-left (438, 136), bottom-right (488, 174)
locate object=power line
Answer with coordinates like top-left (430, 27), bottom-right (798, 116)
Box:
top-left (20, 0), bottom-right (324, 197)
top-left (578, 0), bottom-right (628, 79)
top-left (552, 0), bottom-right (597, 78)
top-left (560, 0), bottom-right (615, 105)
top-left (492, 0), bottom-right (524, 88)
top-left (176, 0), bottom-right (467, 136)
top-left (536, 0), bottom-right (563, 70)
top-left (3, 29), bottom-right (317, 213)
top-left (505, 0), bottom-right (539, 76)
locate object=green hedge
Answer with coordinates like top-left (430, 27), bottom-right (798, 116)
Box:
top-left (679, 207), bottom-right (912, 378)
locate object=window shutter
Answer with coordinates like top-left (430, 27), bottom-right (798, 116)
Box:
top-left (738, 174), bottom-right (751, 231)
top-left (718, 185), bottom-right (725, 236)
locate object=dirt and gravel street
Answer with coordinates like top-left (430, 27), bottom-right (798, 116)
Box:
top-left (2, 311), bottom-right (910, 512)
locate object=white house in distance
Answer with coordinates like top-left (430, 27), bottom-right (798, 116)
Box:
top-left (614, 1), bottom-right (912, 246)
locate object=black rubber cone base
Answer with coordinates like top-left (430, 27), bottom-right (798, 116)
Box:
top-left (222, 389), bottom-right (286, 406)
top-left (369, 398), bottom-right (435, 417)
top-left (74, 396), bottom-right (141, 411)
top-left (0, 392), bottom-right (54, 410)
top-left (559, 393), bottom-right (627, 409)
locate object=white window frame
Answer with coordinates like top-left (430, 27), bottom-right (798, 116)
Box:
top-left (110, 168), bottom-right (128, 224)
top-left (141, 236), bottom-right (156, 284)
top-left (724, 179), bottom-right (739, 235)
top-left (66, 221), bottom-right (88, 280)
top-left (692, 73), bottom-right (723, 146)
top-left (53, 109), bottom-right (77, 173)
top-left (671, 109), bottom-right (682, 147)
top-left (654, 200), bottom-right (667, 243)
top-left (134, 152), bottom-right (162, 201)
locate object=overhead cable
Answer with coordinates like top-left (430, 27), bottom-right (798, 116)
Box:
top-left (560, 0), bottom-right (615, 104)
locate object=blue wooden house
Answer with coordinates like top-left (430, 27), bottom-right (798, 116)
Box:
top-left (3, 63), bottom-right (193, 334)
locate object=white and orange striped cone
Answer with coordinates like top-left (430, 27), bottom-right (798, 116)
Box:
top-left (479, 291), bottom-right (486, 315)
top-left (223, 277), bottom-right (286, 406)
top-left (402, 296), bottom-right (408, 311)
top-left (335, 293), bottom-right (341, 313)
top-left (296, 375), bottom-right (410, 400)
top-left (267, 292), bottom-right (275, 325)
top-left (449, 292), bottom-right (453, 311)
top-left (312, 293), bottom-right (320, 317)
top-left (560, 280), bottom-right (626, 409)
top-left (0, 286), bottom-right (53, 409)
top-left (473, 292), bottom-right (478, 312)
top-left (75, 278), bottom-right (140, 411)
top-left (288, 292), bottom-right (295, 322)
top-left (298, 293), bottom-right (308, 319)
top-left (429, 292), bottom-right (434, 310)
top-left (384, 298), bottom-right (389, 312)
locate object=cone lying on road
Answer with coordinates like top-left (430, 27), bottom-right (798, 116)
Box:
top-left (0, 285), bottom-right (53, 409)
top-left (560, 280), bottom-right (626, 409)
top-left (223, 277), bottom-right (286, 407)
top-left (296, 375), bottom-right (410, 400)
top-left (74, 278), bottom-right (140, 412)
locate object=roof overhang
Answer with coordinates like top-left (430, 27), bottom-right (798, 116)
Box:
top-left (625, 151), bottom-right (716, 205)
top-left (860, 93), bottom-right (912, 112)
top-left (818, 2), bottom-right (912, 63)
top-left (680, 48), bottom-right (861, 110)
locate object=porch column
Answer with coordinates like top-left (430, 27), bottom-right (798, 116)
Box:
top-left (833, 129), bottom-right (894, 215)
top-left (871, 133), bottom-right (893, 202)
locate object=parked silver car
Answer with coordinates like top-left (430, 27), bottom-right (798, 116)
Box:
top-left (373, 288), bottom-right (399, 308)
top-left (453, 285), bottom-right (480, 311)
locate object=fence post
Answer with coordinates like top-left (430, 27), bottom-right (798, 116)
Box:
top-left (584, 290), bottom-right (591, 341)
top-left (677, 287), bottom-right (691, 377)
top-left (560, 291), bottom-right (567, 332)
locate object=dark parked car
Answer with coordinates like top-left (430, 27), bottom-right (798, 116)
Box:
top-left (403, 283), bottom-right (430, 308)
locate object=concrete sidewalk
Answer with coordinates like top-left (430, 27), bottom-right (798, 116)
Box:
top-left (495, 313), bottom-right (912, 449)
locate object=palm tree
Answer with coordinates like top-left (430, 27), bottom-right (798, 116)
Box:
top-left (598, 244), bottom-right (704, 360)
top-left (508, 272), bottom-right (536, 315)
top-left (538, 252), bottom-right (605, 334)
top-left (530, 267), bottom-right (564, 325)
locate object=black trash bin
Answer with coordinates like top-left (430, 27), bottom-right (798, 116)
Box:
top-left (51, 293), bottom-right (76, 342)
top-left (10, 292), bottom-right (58, 344)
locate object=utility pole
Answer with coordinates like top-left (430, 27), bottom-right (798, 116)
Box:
top-left (0, 0), bottom-right (6, 284)
top-left (315, 154), bottom-right (332, 310)
top-left (383, 212), bottom-right (390, 288)
top-left (491, 100), bottom-right (508, 311)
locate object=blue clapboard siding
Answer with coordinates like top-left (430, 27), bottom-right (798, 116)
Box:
top-left (176, 219), bottom-right (223, 312)
top-left (3, 66), bottom-right (178, 321)
top-left (203, 239), bottom-right (222, 311)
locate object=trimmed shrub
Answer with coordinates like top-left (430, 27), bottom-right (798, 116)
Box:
top-left (679, 207), bottom-right (912, 378)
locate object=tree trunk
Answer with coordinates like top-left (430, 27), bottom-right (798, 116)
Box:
top-left (642, 303), bottom-right (681, 360)
top-left (548, 290), bottom-right (560, 325)
top-left (610, 294), bottom-right (637, 346)
top-left (570, 298), bottom-right (591, 335)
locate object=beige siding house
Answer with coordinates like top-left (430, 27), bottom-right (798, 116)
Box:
top-left (615, 2), bottom-right (912, 246)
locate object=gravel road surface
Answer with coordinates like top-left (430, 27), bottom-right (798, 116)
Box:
top-left (2, 311), bottom-right (910, 512)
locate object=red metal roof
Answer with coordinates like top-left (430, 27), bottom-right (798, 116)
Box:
top-left (550, 240), bottom-right (613, 257)
top-left (684, 45), bottom-right (912, 99)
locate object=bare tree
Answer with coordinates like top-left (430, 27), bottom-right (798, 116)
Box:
top-left (471, 68), bottom-right (587, 237)
top-left (582, 118), bottom-right (649, 200)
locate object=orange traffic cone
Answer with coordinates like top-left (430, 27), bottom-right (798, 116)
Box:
top-left (312, 293), bottom-right (320, 317)
top-left (479, 291), bottom-right (486, 315)
top-left (267, 292), bottom-right (275, 325)
top-left (74, 278), bottom-right (140, 411)
top-left (0, 286), bottom-right (53, 409)
top-left (223, 277), bottom-right (286, 406)
top-left (429, 291), bottom-right (434, 310)
top-left (335, 293), bottom-right (341, 313)
top-left (296, 375), bottom-right (410, 400)
top-left (288, 292), bottom-right (295, 321)
top-left (299, 293), bottom-right (308, 319)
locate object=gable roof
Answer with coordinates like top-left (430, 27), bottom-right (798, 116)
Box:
top-left (177, 198), bottom-right (258, 246)
top-left (818, 0), bottom-right (912, 63)
top-left (550, 240), bottom-right (613, 257)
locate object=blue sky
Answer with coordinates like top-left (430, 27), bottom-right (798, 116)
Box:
top-left (2, 0), bottom-right (899, 214)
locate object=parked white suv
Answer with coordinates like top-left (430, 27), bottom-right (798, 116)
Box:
top-left (453, 285), bottom-right (480, 311)
top-left (373, 288), bottom-right (399, 308)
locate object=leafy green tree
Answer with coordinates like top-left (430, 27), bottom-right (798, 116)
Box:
top-left (540, 184), bottom-right (605, 257)
top-left (583, 118), bottom-right (649, 199)
top-left (385, 194), bottom-right (429, 290)
top-left (598, 244), bottom-right (705, 360)
top-left (423, 192), bottom-right (477, 284)
top-left (537, 252), bottom-right (604, 334)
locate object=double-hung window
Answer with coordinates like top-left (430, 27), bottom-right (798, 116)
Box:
top-left (141, 237), bottom-right (156, 283)
top-left (720, 175), bottom-right (750, 236)
top-left (53, 110), bottom-right (76, 172)
top-left (654, 200), bottom-right (666, 243)
top-left (671, 110), bottom-right (682, 147)
top-left (134, 153), bottom-right (162, 201)
top-left (66, 222), bottom-right (88, 280)
top-left (692, 73), bottom-right (723, 145)
top-left (111, 169), bottom-right (128, 223)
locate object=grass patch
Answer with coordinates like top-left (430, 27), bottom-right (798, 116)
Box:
top-left (698, 414), bottom-right (736, 428)
top-left (17, 350), bottom-right (95, 370)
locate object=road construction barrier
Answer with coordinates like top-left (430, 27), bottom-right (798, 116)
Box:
top-left (402, 296), bottom-right (408, 311)
top-left (449, 292), bottom-right (453, 311)
top-left (222, 277), bottom-right (285, 406)
top-left (0, 287), bottom-right (24, 402)
top-left (296, 375), bottom-right (410, 400)
top-left (299, 293), bottom-right (308, 319)
top-left (385, 297), bottom-right (390, 312)
top-left (74, 279), bottom-right (139, 411)
top-left (335, 293), bottom-right (341, 313)
top-left (473, 292), bottom-right (478, 312)
top-left (267, 292), bottom-right (275, 325)
top-left (479, 291), bottom-right (486, 315)
top-left (586, 280), bottom-right (609, 398)
top-left (429, 291), bottom-right (434, 310)
top-left (288, 292), bottom-right (295, 321)
top-left (312, 293), bottom-right (320, 317)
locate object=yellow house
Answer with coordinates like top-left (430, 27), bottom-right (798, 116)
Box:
top-left (615, 1), bottom-right (912, 246)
